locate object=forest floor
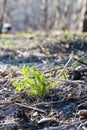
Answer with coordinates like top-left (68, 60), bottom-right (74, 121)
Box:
top-left (0, 32), bottom-right (87, 130)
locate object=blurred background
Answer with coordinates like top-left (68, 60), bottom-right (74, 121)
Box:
top-left (0, 0), bottom-right (87, 33)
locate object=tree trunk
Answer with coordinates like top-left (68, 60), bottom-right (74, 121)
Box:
top-left (0, 0), bottom-right (7, 33)
top-left (43, 0), bottom-right (48, 34)
top-left (83, 3), bottom-right (87, 32)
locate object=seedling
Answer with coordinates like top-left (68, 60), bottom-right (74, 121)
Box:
top-left (0, 39), bottom-right (14, 48)
top-left (13, 66), bottom-right (51, 98)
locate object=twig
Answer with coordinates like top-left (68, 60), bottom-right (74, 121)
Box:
top-left (73, 57), bottom-right (87, 66)
top-left (0, 101), bottom-right (14, 105)
top-left (78, 110), bottom-right (87, 116)
top-left (14, 102), bottom-right (47, 114)
top-left (0, 122), bottom-right (16, 126)
top-left (57, 56), bottom-right (72, 78)
top-left (0, 101), bottom-right (47, 114)
top-left (51, 78), bottom-right (85, 84)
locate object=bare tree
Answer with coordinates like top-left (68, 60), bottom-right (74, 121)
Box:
top-left (43, 0), bottom-right (49, 34)
top-left (0, 0), bottom-right (7, 33)
top-left (54, 0), bottom-right (60, 29)
top-left (83, 1), bottom-right (87, 32)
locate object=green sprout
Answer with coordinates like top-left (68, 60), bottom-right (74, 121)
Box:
top-left (0, 39), bottom-right (14, 48)
top-left (13, 66), bottom-right (51, 98)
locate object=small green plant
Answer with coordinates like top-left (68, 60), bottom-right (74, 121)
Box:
top-left (0, 39), bottom-right (14, 48)
top-left (45, 48), bottom-right (50, 55)
top-left (13, 66), bottom-right (51, 98)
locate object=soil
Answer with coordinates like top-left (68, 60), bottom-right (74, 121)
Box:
top-left (0, 32), bottom-right (87, 130)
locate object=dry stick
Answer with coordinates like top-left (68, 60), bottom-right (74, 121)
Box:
top-left (52, 78), bottom-right (85, 83)
top-left (73, 57), bottom-right (87, 66)
top-left (44, 66), bottom-right (63, 74)
top-left (0, 101), bottom-right (13, 106)
top-left (32, 93), bottom-right (87, 107)
top-left (78, 110), bottom-right (87, 116)
top-left (56, 56), bottom-right (72, 78)
top-left (0, 122), bottom-right (16, 127)
top-left (0, 102), bottom-right (46, 114)
top-left (14, 102), bottom-right (47, 114)
top-left (73, 54), bottom-right (87, 67)
top-left (56, 55), bottom-right (87, 79)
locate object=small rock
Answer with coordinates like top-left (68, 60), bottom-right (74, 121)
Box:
top-left (33, 112), bottom-right (38, 117)
top-left (38, 118), bottom-right (51, 124)
top-left (72, 70), bottom-right (81, 80)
